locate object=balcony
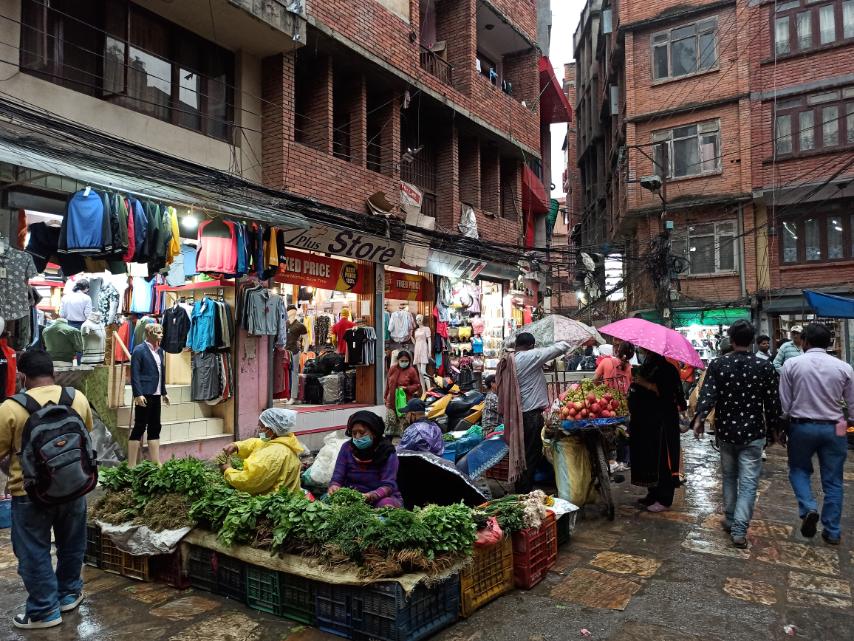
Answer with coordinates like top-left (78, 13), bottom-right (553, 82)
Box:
top-left (419, 46), bottom-right (454, 87)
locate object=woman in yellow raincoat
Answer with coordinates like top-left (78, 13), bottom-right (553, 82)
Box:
top-left (220, 408), bottom-right (303, 495)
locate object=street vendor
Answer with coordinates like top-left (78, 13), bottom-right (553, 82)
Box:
top-left (220, 408), bottom-right (303, 495)
top-left (397, 399), bottom-right (444, 456)
top-left (593, 342), bottom-right (634, 394)
top-left (328, 410), bottom-right (403, 508)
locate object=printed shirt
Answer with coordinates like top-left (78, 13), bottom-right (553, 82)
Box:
top-left (0, 248), bottom-right (37, 321)
top-left (696, 351), bottom-right (782, 444)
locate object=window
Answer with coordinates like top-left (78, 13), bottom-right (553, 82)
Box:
top-left (780, 210), bottom-right (854, 264)
top-left (773, 0), bottom-right (854, 54)
top-left (772, 88), bottom-right (854, 155)
top-left (20, 0), bottom-right (235, 141)
top-left (678, 221), bottom-right (736, 275)
top-left (652, 120), bottom-right (721, 178)
top-left (651, 18), bottom-right (718, 81)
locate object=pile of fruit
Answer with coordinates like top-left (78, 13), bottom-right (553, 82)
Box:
top-left (555, 379), bottom-right (628, 422)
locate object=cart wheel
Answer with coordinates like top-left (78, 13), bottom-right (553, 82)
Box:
top-left (593, 438), bottom-right (615, 521)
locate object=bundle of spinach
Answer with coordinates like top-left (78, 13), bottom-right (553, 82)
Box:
top-left (419, 503), bottom-right (477, 558)
top-left (145, 457), bottom-right (214, 499)
top-left (189, 484), bottom-right (238, 531)
top-left (129, 461), bottom-right (161, 497)
top-left (363, 507), bottom-right (429, 553)
top-left (481, 495), bottom-right (525, 532)
top-left (217, 493), bottom-right (265, 547)
top-left (99, 463), bottom-right (134, 492)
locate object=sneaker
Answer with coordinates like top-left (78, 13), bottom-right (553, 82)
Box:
top-left (59, 593), bottom-right (84, 613)
top-left (801, 511), bottom-right (819, 538)
top-left (731, 534), bottom-right (748, 549)
top-left (821, 531), bottom-right (841, 546)
top-left (646, 502), bottom-right (670, 513)
top-left (13, 611), bottom-right (62, 629)
top-left (611, 462), bottom-right (628, 473)
top-left (637, 494), bottom-right (656, 507)
top-left (761, 450), bottom-right (767, 461)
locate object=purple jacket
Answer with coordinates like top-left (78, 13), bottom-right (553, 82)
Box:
top-left (329, 442), bottom-right (402, 503)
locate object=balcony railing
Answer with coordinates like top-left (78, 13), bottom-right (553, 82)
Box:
top-left (419, 46), bottom-right (453, 87)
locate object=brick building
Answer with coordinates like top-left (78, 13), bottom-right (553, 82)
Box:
top-left (569, 0), bottom-right (854, 351)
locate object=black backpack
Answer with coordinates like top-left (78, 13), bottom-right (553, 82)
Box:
top-left (11, 387), bottom-right (98, 505)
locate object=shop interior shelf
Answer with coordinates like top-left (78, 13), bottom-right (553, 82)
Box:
top-left (459, 537), bottom-right (514, 617)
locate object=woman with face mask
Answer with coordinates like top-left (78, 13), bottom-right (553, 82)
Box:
top-left (220, 408), bottom-right (304, 495)
top-left (628, 347), bottom-right (687, 512)
top-left (383, 350), bottom-right (422, 436)
top-left (328, 410), bottom-right (403, 508)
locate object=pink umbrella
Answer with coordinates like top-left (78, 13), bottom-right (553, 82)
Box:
top-left (598, 318), bottom-right (705, 369)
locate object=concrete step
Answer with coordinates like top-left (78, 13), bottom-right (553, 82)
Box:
top-left (126, 417), bottom-right (225, 444)
top-left (123, 384), bottom-right (192, 406)
top-left (116, 401), bottom-right (214, 425)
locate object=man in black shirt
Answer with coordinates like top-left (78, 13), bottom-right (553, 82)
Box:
top-left (692, 320), bottom-right (781, 549)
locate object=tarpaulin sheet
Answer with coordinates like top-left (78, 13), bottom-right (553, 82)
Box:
top-left (803, 290), bottom-right (854, 318)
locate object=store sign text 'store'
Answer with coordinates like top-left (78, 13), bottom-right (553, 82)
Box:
top-left (278, 225), bottom-right (403, 266)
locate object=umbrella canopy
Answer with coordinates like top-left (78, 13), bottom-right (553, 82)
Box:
top-left (598, 318), bottom-right (705, 369)
top-left (396, 451), bottom-right (487, 508)
top-left (505, 315), bottom-right (605, 350)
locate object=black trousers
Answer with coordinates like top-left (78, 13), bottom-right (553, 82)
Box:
top-left (515, 410), bottom-right (545, 493)
top-left (130, 395), bottom-right (162, 441)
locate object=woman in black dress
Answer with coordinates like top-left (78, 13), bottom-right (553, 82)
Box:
top-left (628, 348), bottom-right (687, 512)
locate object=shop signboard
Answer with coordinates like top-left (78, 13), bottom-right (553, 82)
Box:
top-left (422, 249), bottom-right (487, 280)
top-left (277, 224), bottom-right (403, 266)
top-left (274, 253), bottom-right (369, 294)
top-left (385, 272), bottom-right (432, 301)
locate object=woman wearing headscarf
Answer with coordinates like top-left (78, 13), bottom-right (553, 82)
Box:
top-left (383, 350), bottom-right (422, 436)
top-left (628, 348), bottom-right (687, 512)
top-left (220, 408), bottom-right (303, 495)
top-left (328, 410), bottom-right (403, 508)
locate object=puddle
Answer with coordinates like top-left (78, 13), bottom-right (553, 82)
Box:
top-left (550, 568), bottom-right (641, 610)
top-left (589, 551), bottom-right (662, 578)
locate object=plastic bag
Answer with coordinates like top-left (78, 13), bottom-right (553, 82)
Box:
top-left (551, 436), bottom-right (596, 506)
top-left (395, 387), bottom-right (407, 416)
top-left (304, 431), bottom-right (349, 486)
top-left (474, 516), bottom-right (503, 547)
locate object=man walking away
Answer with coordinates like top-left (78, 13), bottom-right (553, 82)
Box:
top-left (755, 334), bottom-right (772, 361)
top-left (512, 333), bottom-right (570, 493)
top-left (773, 325), bottom-right (803, 371)
top-left (0, 350), bottom-right (94, 628)
top-left (692, 321), bottom-right (781, 549)
top-left (779, 323), bottom-right (852, 545)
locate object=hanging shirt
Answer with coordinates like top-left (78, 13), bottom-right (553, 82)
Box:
top-left (345, 327), bottom-right (369, 365)
top-left (59, 189), bottom-right (110, 253)
top-left (181, 243), bottom-right (198, 277)
top-left (0, 247), bottom-right (37, 321)
top-left (196, 220), bottom-right (238, 274)
top-left (129, 277), bottom-right (156, 314)
top-left (162, 306), bottom-right (191, 353)
top-left (0, 338), bottom-right (17, 398)
top-left (332, 318), bottom-right (355, 355)
top-left (165, 207), bottom-right (181, 263)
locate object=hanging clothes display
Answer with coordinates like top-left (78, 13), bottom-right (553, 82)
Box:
top-left (388, 308), bottom-right (414, 344)
top-left (239, 285), bottom-right (286, 344)
top-left (0, 244), bottom-right (37, 321)
top-left (187, 296), bottom-right (234, 403)
top-left (129, 276), bottom-right (156, 314)
top-left (80, 313), bottom-right (106, 364)
top-left (196, 219), bottom-right (238, 274)
top-left (273, 348), bottom-right (293, 400)
top-left (97, 282), bottom-right (121, 325)
top-left (332, 313), bottom-right (355, 355)
top-left (162, 304), bottom-right (191, 354)
top-left (0, 337), bottom-right (17, 399)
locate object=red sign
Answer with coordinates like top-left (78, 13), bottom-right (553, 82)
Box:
top-left (274, 253), bottom-right (368, 293)
top-left (385, 272), bottom-right (432, 301)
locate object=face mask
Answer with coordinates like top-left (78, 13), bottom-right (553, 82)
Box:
top-left (258, 432), bottom-right (270, 441)
top-left (399, 361), bottom-right (410, 368)
top-left (636, 351), bottom-right (646, 365)
top-left (352, 435), bottom-right (373, 450)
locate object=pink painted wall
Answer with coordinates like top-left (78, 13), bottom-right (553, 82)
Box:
top-left (235, 331), bottom-right (270, 440)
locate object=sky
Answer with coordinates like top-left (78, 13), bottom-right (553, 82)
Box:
top-left (548, 0), bottom-right (587, 198)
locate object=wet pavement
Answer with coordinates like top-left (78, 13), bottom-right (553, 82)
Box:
top-left (0, 435), bottom-right (852, 640)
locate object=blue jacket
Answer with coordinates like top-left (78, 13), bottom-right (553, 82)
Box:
top-left (60, 189), bottom-right (110, 253)
top-left (186, 298), bottom-right (217, 352)
top-left (131, 343), bottom-right (166, 397)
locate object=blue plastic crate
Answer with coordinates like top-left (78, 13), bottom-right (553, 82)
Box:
top-left (317, 575), bottom-right (460, 641)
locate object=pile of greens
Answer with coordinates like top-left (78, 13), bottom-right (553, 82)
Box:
top-left (479, 495), bottom-right (527, 532)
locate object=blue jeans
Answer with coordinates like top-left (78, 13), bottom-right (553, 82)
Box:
top-left (787, 421), bottom-right (848, 539)
top-left (11, 495), bottom-right (87, 620)
top-left (719, 437), bottom-right (765, 537)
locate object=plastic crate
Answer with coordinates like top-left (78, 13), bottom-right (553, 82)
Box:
top-left (186, 545), bottom-right (245, 601)
top-left (281, 573), bottom-right (317, 625)
top-left (121, 552), bottom-right (152, 582)
top-left (460, 536), bottom-right (514, 617)
top-left (512, 511), bottom-right (558, 589)
top-left (317, 577), bottom-right (460, 641)
top-left (246, 566), bottom-right (284, 616)
top-left (84, 523), bottom-right (101, 568)
top-left (100, 534), bottom-right (123, 575)
top-left (484, 454), bottom-right (510, 481)
top-left (151, 550), bottom-right (190, 589)
top-left (556, 508), bottom-right (579, 547)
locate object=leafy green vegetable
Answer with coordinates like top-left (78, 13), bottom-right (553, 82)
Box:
top-left (481, 495), bottom-right (526, 532)
top-left (420, 503), bottom-right (476, 558)
top-left (99, 463), bottom-right (134, 492)
top-left (364, 508), bottom-right (429, 552)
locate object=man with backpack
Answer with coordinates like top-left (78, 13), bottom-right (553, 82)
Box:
top-left (0, 350), bottom-right (96, 629)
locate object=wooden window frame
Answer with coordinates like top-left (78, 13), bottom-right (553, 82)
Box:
top-left (650, 16), bottom-right (719, 82)
top-left (771, 0), bottom-right (854, 57)
top-left (778, 208), bottom-right (852, 265)
top-left (772, 88), bottom-right (854, 157)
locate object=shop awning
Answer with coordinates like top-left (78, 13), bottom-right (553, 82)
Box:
top-left (636, 307), bottom-right (751, 327)
top-left (538, 57), bottom-right (572, 125)
top-left (804, 290), bottom-right (854, 318)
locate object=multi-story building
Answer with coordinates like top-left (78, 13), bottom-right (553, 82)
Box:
top-left (0, 0), bottom-right (546, 454)
top-left (570, 0), bottom-right (764, 331)
top-left (749, 0), bottom-right (854, 352)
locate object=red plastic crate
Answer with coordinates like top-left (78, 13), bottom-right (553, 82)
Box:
top-left (511, 511), bottom-right (557, 589)
top-left (484, 454), bottom-right (510, 481)
top-left (152, 550), bottom-right (190, 589)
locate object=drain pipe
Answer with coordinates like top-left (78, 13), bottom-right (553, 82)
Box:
top-left (737, 203), bottom-right (747, 299)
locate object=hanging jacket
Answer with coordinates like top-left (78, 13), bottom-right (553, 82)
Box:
top-left (223, 435), bottom-right (304, 495)
top-left (123, 198), bottom-right (136, 262)
top-left (59, 189), bottom-right (112, 254)
top-left (130, 199), bottom-right (148, 262)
